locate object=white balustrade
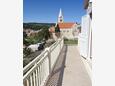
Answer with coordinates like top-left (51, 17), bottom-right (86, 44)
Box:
top-left (23, 37), bottom-right (64, 86)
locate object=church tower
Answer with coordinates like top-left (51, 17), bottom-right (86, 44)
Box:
top-left (58, 8), bottom-right (64, 23)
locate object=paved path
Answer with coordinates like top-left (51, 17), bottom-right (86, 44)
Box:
top-left (62, 45), bottom-right (91, 86)
top-left (46, 45), bottom-right (91, 86)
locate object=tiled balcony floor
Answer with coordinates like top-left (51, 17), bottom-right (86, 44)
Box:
top-left (45, 45), bottom-right (91, 86)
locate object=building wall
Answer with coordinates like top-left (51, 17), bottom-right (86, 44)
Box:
top-left (78, 1), bottom-right (92, 60)
top-left (59, 24), bottom-right (78, 39)
top-left (78, 14), bottom-right (92, 60)
top-left (60, 28), bottom-right (74, 39)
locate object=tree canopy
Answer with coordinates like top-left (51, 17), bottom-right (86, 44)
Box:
top-left (55, 24), bottom-right (60, 32)
top-left (23, 24), bottom-right (50, 46)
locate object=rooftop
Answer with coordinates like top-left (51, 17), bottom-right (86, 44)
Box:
top-left (58, 23), bottom-right (76, 29)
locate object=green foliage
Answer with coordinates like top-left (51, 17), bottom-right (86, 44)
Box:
top-left (23, 32), bottom-right (27, 38)
top-left (23, 48), bottom-right (32, 58)
top-left (25, 37), bottom-right (37, 44)
top-left (55, 24), bottom-right (60, 32)
top-left (23, 23), bottom-right (55, 30)
top-left (23, 23), bottom-right (51, 59)
top-left (23, 24), bottom-right (50, 46)
top-left (64, 38), bottom-right (78, 45)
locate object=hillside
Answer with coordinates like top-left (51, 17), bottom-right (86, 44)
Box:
top-left (23, 23), bottom-right (55, 30)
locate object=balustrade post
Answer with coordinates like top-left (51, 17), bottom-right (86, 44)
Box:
top-left (60, 38), bottom-right (64, 50)
top-left (45, 48), bottom-right (51, 74)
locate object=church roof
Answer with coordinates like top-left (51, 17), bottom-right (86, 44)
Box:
top-left (58, 23), bottom-right (75, 29)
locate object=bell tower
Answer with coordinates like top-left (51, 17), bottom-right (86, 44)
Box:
top-left (58, 8), bottom-right (64, 23)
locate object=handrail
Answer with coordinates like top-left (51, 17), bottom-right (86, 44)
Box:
top-left (23, 38), bottom-right (62, 74)
top-left (23, 49), bottom-right (49, 74)
top-left (23, 50), bottom-right (48, 79)
top-left (23, 37), bottom-right (64, 86)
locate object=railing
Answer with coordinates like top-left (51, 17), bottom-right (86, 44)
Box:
top-left (23, 37), bottom-right (64, 86)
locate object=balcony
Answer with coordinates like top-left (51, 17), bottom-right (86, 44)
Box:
top-left (23, 37), bottom-right (91, 86)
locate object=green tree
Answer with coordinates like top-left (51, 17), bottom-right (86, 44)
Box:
top-left (55, 24), bottom-right (60, 32)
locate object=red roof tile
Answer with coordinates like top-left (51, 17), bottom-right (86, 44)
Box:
top-left (58, 23), bottom-right (75, 29)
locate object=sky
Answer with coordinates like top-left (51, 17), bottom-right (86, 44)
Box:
top-left (23, 0), bottom-right (86, 23)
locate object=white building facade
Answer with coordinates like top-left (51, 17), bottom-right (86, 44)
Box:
top-left (78, 0), bottom-right (92, 61)
top-left (58, 23), bottom-right (77, 39)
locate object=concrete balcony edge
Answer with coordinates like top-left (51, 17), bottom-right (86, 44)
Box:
top-left (81, 57), bottom-right (92, 80)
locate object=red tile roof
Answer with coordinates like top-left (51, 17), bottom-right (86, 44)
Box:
top-left (58, 23), bottom-right (75, 29)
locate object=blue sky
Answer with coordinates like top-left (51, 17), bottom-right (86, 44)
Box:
top-left (23, 0), bottom-right (86, 23)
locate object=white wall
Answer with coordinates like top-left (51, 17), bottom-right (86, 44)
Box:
top-left (78, 14), bottom-right (91, 60)
top-left (60, 28), bottom-right (75, 39)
